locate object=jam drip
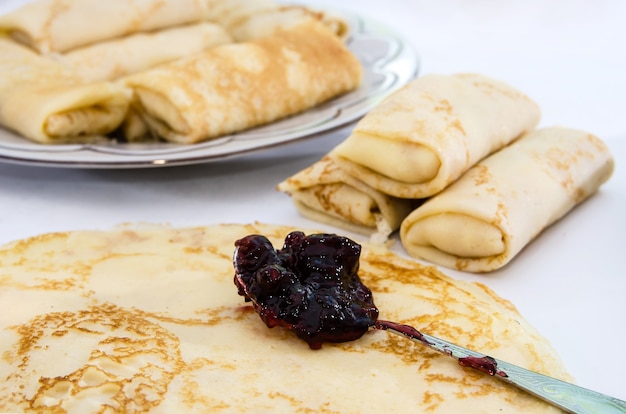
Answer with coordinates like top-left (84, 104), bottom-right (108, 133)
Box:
top-left (234, 231), bottom-right (379, 349)
top-left (458, 356), bottom-right (508, 377)
top-left (375, 320), bottom-right (507, 378)
top-left (374, 320), bottom-right (430, 344)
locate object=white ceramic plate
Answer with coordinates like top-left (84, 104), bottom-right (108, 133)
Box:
top-left (0, 12), bottom-right (419, 169)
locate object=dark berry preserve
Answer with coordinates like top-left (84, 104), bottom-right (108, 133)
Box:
top-left (233, 231), bottom-right (379, 349)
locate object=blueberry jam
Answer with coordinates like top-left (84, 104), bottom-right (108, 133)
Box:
top-left (233, 231), bottom-right (379, 349)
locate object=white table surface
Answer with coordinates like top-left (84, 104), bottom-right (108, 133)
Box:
top-left (1, 0), bottom-right (625, 405)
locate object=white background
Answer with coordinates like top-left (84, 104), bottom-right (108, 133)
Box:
top-left (1, 0), bottom-right (625, 405)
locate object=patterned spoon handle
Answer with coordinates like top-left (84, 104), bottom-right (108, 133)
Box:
top-left (376, 320), bottom-right (626, 414)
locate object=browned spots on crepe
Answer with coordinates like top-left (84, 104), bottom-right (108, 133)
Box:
top-left (472, 164), bottom-right (492, 186)
top-left (4, 303), bottom-right (185, 412)
top-left (116, 17), bottom-right (359, 143)
top-left (0, 223), bottom-right (570, 412)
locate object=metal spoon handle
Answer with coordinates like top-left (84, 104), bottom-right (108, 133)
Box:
top-left (492, 358), bottom-right (626, 414)
top-left (376, 321), bottom-right (626, 414)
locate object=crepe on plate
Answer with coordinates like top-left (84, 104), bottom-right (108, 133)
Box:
top-left (0, 0), bottom-right (346, 56)
top-left (331, 73), bottom-right (541, 199)
top-left (400, 126), bottom-right (614, 273)
top-left (0, 0), bottom-right (210, 53)
top-left (277, 156), bottom-right (415, 241)
top-left (0, 37), bottom-right (129, 144)
top-left (123, 20), bottom-right (362, 144)
top-left (0, 222), bottom-right (570, 413)
top-left (56, 22), bottom-right (233, 82)
top-left (206, 0), bottom-right (349, 41)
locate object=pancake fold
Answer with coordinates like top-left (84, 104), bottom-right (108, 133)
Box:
top-left (0, 37), bottom-right (129, 143)
top-left (207, 1), bottom-right (349, 41)
top-left (0, 0), bottom-right (210, 53)
top-left (330, 73), bottom-right (541, 199)
top-left (400, 126), bottom-right (614, 272)
top-left (277, 157), bottom-right (415, 242)
top-left (56, 22), bottom-right (233, 82)
top-left (123, 20), bottom-right (362, 144)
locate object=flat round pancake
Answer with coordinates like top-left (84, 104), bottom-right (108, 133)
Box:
top-left (0, 223), bottom-right (570, 413)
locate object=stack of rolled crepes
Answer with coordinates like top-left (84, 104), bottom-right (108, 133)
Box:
top-left (0, 0), bottom-right (346, 53)
top-left (279, 73), bottom-right (542, 239)
top-left (400, 126), bottom-right (614, 272)
top-left (278, 73), bottom-right (614, 272)
top-left (0, 0), bottom-right (359, 144)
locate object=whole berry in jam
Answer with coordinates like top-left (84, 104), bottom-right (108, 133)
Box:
top-left (233, 231), bottom-right (379, 349)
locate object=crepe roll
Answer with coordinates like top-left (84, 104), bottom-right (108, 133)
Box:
top-left (0, 0), bottom-right (209, 53)
top-left (331, 73), bottom-right (541, 199)
top-left (123, 21), bottom-right (362, 144)
top-left (205, 0), bottom-right (276, 36)
top-left (203, 0), bottom-right (348, 41)
top-left (400, 126), bottom-right (614, 273)
top-left (0, 37), bottom-right (129, 144)
top-left (56, 23), bottom-right (232, 82)
top-left (277, 157), bottom-right (415, 242)
top-left (220, 4), bottom-right (348, 41)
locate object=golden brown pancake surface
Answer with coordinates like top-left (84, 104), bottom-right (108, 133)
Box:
top-left (0, 223), bottom-right (569, 413)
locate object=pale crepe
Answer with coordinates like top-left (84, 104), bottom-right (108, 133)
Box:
top-left (56, 22), bottom-right (232, 82)
top-left (0, 222), bottom-right (570, 413)
top-left (331, 73), bottom-right (541, 199)
top-left (277, 157), bottom-right (415, 242)
top-left (55, 22), bottom-right (231, 142)
top-left (206, 0), bottom-right (349, 41)
top-left (119, 107), bottom-right (153, 142)
top-left (123, 21), bottom-right (362, 144)
top-left (0, 0), bottom-right (209, 53)
top-left (400, 126), bottom-right (614, 273)
top-left (0, 37), bottom-right (129, 143)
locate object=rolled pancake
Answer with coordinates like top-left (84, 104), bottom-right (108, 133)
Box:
top-left (0, 223), bottom-right (570, 413)
top-left (277, 157), bottom-right (415, 241)
top-left (0, 0), bottom-right (209, 53)
top-left (0, 37), bottom-right (129, 143)
top-left (207, 0), bottom-right (349, 41)
top-left (56, 22), bottom-right (232, 82)
top-left (123, 21), bottom-right (362, 144)
top-left (400, 126), bottom-right (614, 273)
top-left (331, 73), bottom-right (541, 199)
